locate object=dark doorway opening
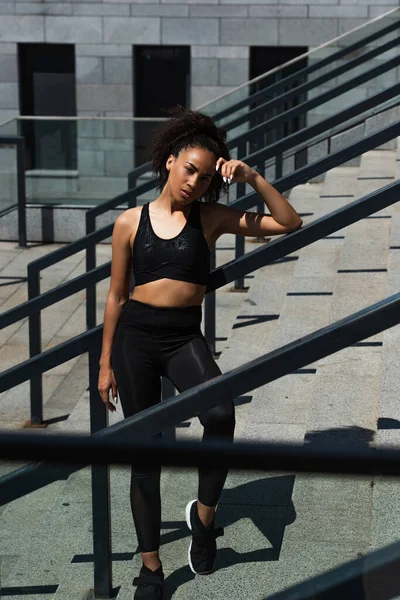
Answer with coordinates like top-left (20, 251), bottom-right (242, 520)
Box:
top-left (134, 46), bottom-right (190, 166)
top-left (249, 47), bottom-right (308, 168)
top-left (18, 43), bottom-right (77, 170)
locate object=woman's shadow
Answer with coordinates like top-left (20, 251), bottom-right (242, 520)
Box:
top-left (161, 473), bottom-right (296, 599)
top-left (162, 425), bottom-right (380, 599)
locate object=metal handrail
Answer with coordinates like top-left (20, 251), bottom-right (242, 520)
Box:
top-left (84, 84), bottom-right (400, 335)
top-left (18, 95), bottom-right (395, 275)
top-left (2, 118), bottom-right (396, 423)
top-left (125, 16), bottom-right (400, 185)
top-left (3, 433), bottom-right (400, 476)
top-left (222, 34), bottom-right (400, 132)
top-left (1, 267), bottom-right (400, 460)
top-left (230, 83), bottom-right (400, 159)
top-left (2, 179), bottom-right (400, 598)
top-left (0, 119), bottom-right (396, 332)
top-left (197, 7), bottom-right (400, 114)
top-left (1, 177), bottom-right (399, 379)
top-left (261, 94), bottom-right (400, 173)
top-left (106, 78), bottom-right (400, 236)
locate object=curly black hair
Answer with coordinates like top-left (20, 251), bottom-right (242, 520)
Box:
top-left (151, 105), bottom-right (231, 203)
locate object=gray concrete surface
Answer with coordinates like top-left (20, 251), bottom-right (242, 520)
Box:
top-left (1, 147), bottom-right (400, 598)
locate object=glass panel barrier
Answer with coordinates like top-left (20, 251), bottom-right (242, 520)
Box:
top-left (0, 118), bottom-right (18, 137)
top-left (17, 117), bottom-right (166, 207)
top-left (0, 141), bottom-right (17, 214)
top-left (199, 8), bottom-right (400, 126)
top-left (0, 118), bottom-right (19, 214)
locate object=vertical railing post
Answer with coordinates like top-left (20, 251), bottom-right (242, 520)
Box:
top-left (205, 246), bottom-right (217, 356)
top-left (128, 172), bottom-right (137, 208)
top-left (129, 184), bottom-right (137, 209)
top-left (16, 138), bottom-right (27, 248)
top-left (275, 121), bottom-right (284, 180)
top-left (89, 333), bottom-right (113, 599)
top-left (234, 142), bottom-right (248, 291)
top-left (86, 212), bottom-right (97, 331)
top-left (233, 181), bottom-right (247, 292)
top-left (27, 264), bottom-right (44, 426)
top-left (255, 163), bottom-right (267, 242)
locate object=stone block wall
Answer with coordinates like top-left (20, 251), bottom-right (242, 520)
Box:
top-left (0, 0), bottom-right (397, 126)
top-left (0, 1), bottom-right (397, 207)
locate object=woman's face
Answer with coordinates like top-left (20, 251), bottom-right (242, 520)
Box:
top-left (166, 147), bottom-right (216, 204)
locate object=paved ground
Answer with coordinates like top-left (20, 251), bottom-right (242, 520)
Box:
top-left (1, 147), bottom-right (400, 599)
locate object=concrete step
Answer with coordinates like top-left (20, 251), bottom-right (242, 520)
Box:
top-left (0, 225), bottom-right (261, 434)
top-left (2, 152), bottom-right (400, 598)
top-left (370, 139), bottom-right (400, 558)
top-left (169, 158), bottom-right (398, 597)
top-left (0, 234), bottom-right (257, 599)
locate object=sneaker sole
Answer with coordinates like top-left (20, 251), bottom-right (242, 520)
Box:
top-left (185, 500), bottom-right (215, 576)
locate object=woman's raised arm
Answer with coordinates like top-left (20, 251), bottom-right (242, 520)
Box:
top-left (213, 158), bottom-right (303, 237)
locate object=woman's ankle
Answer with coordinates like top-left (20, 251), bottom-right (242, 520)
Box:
top-left (197, 500), bottom-right (216, 528)
top-left (141, 551), bottom-right (162, 572)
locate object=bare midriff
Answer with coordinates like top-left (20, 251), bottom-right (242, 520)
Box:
top-left (131, 279), bottom-right (207, 308)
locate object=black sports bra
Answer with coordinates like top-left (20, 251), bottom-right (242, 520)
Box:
top-left (132, 201), bottom-right (211, 287)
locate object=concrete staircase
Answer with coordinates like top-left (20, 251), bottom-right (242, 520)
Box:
top-left (1, 143), bottom-right (400, 599)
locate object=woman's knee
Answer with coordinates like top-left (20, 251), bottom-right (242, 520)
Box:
top-left (200, 401), bottom-right (235, 438)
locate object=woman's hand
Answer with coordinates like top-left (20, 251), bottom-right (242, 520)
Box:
top-left (98, 365), bottom-right (118, 413)
top-left (216, 158), bottom-right (257, 185)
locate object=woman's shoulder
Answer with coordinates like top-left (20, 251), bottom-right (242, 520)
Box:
top-left (114, 206), bottom-right (145, 248)
top-left (115, 206), bottom-right (143, 230)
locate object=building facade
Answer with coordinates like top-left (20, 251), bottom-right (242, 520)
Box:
top-left (0, 0), bottom-right (396, 125)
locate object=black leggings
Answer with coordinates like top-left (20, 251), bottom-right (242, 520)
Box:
top-left (111, 299), bottom-right (235, 552)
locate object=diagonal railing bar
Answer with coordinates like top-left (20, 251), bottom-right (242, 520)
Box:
top-left (0, 327), bottom-right (102, 393)
top-left (270, 119), bottom-right (400, 193)
top-left (207, 179), bottom-right (400, 291)
top-left (2, 155), bottom-right (399, 333)
top-left (88, 176), bottom-right (155, 220)
top-left (1, 178), bottom-right (399, 393)
top-left (28, 224), bottom-right (113, 271)
top-left (124, 15), bottom-right (400, 185)
top-left (0, 264), bottom-right (111, 330)
top-left (209, 15), bottom-right (400, 123)
top-left (104, 83), bottom-right (400, 225)
top-left (17, 112), bottom-right (400, 424)
top-left (232, 82), bottom-right (400, 160)
top-left (223, 35), bottom-right (400, 132)
top-left (122, 69), bottom-right (400, 204)
top-left (1, 289), bottom-right (400, 449)
top-left (23, 118), bottom-right (400, 286)
top-left (261, 95), bottom-right (400, 175)
top-left (263, 539), bottom-right (400, 600)
top-left (96, 292), bottom-right (400, 440)
top-left (0, 461), bottom-right (75, 506)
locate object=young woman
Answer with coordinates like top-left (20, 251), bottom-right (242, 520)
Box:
top-left (98, 107), bottom-right (302, 599)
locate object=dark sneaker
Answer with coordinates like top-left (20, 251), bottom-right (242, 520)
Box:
top-left (133, 564), bottom-right (164, 599)
top-left (185, 499), bottom-right (224, 575)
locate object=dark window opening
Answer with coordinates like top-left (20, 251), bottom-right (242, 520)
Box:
top-left (249, 47), bottom-right (308, 168)
top-left (18, 43), bottom-right (77, 170)
top-left (134, 46), bottom-right (190, 166)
